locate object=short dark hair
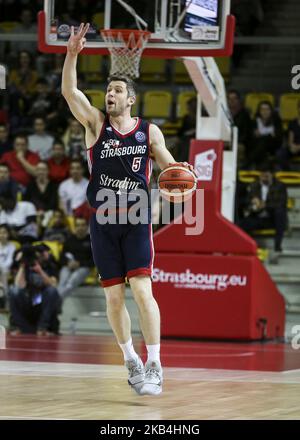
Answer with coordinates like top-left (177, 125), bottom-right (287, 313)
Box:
top-left (0, 224), bottom-right (10, 235)
top-left (70, 159), bottom-right (83, 168)
top-left (107, 74), bottom-right (137, 97)
top-left (52, 139), bottom-right (65, 148)
top-left (228, 89), bottom-right (242, 100)
top-left (14, 134), bottom-right (28, 145)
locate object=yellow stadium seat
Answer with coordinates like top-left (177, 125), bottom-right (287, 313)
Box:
top-left (287, 198), bottom-right (295, 210)
top-left (177, 90), bottom-right (197, 119)
top-left (253, 229), bottom-right (276, 236)
top-left (79, 55), bottom-right (104, 82)
top-left (66, 216), bottom-right (76, 233)
top-left (238, 170), bottom-right (260, 183)
top-left (275, 171), bottom-right (300, 185)
top-left (245, 93), bottom-right (275, 118)
top-left (279, 93), bottom-right (300, 126)
top-left (16, 190), bottom-right (22, 202)
top-left (0, 21), bottom-right (18, 33)
top-left (143, 90), bottom-right (172, 119)
top-left (257, 248), bottom-right (269, 262)
top-left (84, 267), bottom-right (98, 285)
top-left (140, 58), bottom-right (167, 83)
top-left (10, 240), bottom-right (21, 250)
top-left (161, 120), bottom-right (181, 136)
top-left (173, 59), bottom-right (192, 84)
top-left (92, 12), bottom-right (104, 28)
top-left (131, 94), bottom-right (140, 117)
top-left (84, 89), bottom-right (105, 109)
top-left (215, 57), bottom-right (231, 80)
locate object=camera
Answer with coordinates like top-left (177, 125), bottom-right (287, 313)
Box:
top-left (18, 244), bottom-right (50, 290)
top-left (20, 244), bottom-right (39, 269)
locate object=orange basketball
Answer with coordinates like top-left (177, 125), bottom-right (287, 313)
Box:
top-left (158, 166), bottom-right (197, 203)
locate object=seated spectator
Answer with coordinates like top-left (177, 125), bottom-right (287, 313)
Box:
top-left (46, 53), bottom-right (64, 94)
top-left (10, 9), bottom-right (38, 57)
top-left (24, 161), bottom-right (59, 212)
top-left (28, 78), bottom-right (57, 122)
top-left (0, 195), bottom-right (38, 244)
top-left (8, 50), bottom-right (38, 98)
top-left (46, 96), bottom-right (71, 135)
top-left (58, 159), bottom-right (89, 217)
top-left (43, 209), bottom-right (70, 243)
top-left (8, 50), bottom-right (38, 97)
top-left (9, 243), bottom-right (60, 335)
top-left (247, 101), bottom-right (283, 168)
top-left (8, 50), bottom-right (38, 130)
top-left (0, 163), bottom-right (19, 204)
top-left (57, 217), bottom-right (94, 300)
top-left (0, 134), bottom-right (39, 188)
top-left (0, 224), bottom-right (16, 308)
top-left (277, 100), bottom-right (300, 170)
top-left (28, 117), bottom-right (55, 160)
top-left (0, 124), bottom-right (12, 158)
top-left (63, 117), bottom-right (86, 161)
top-left (47, 140), bottom-right (70, 183)
top-left (227, 90), bottom-right (253, 166)
top-left (238, 163), bottom-right (287, 252)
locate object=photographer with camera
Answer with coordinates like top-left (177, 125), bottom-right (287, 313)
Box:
top-left (8, 243), bottom-right (60, 335)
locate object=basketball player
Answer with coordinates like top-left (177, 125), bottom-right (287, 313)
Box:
top-left (62, 23), bottom-right (194, 395)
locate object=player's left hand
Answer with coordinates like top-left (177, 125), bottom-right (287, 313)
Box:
top-left (67, 22), bottom-right (90, 56)
top-left (167, 162), bottom-right (197, 178)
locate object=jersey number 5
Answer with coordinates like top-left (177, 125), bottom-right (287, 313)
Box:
top-left (132, 157), bottom-right (142, 172)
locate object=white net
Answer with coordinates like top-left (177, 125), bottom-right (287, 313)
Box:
top-left (101, 29), bottom-right (151, 79)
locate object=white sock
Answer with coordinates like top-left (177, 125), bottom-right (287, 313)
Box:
top-left (146, 344), bottom-right (160, 364)
top-left (119, 337), bottom-right (139, 361)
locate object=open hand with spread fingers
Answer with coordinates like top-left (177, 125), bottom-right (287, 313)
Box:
top-left (67, 22), bottom-right (90, 56)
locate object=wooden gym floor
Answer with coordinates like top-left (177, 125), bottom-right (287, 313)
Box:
top-left (0, 334), bottom-right (300, 420)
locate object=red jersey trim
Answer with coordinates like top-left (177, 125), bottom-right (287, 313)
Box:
top-left (127, 268), bottom-right (152, 279)
top-left (100, 276), bottom-right (126, 288)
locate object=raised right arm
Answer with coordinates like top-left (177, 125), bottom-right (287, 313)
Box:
top-left (61, 23), bottom-right (104, 129)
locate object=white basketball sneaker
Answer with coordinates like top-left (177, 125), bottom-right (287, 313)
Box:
top-left (139, 360), bottom-right (163, 396)
top-left (125, 356), bottom-right (145, 395)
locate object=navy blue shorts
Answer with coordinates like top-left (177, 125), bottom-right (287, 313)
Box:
top-left (89, 213), bottom-right (154, 287)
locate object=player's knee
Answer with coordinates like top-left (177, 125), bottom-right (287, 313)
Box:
top-left (132, 288), bottom-right (154, 310)
top-left (105, 291), bottom-right (125, 311)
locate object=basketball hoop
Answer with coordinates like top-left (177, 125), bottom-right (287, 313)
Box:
top-left (101, 29), bottom-right (151, 79)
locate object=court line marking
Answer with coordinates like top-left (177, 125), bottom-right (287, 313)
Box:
top-left (5, 335), bottom-right (293, 353)
top-left (282, 368), bottom-right (300, 374)
top-left (1, 347), bottom-right (256, 358)
top-left (1, 361), bottom-right (300, 383)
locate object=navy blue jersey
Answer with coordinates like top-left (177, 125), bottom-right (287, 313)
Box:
top-left (86, 116), bottom-right (152, 210)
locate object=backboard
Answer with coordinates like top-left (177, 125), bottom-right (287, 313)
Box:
top-left (38, 0), bottom-right (235, 57)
